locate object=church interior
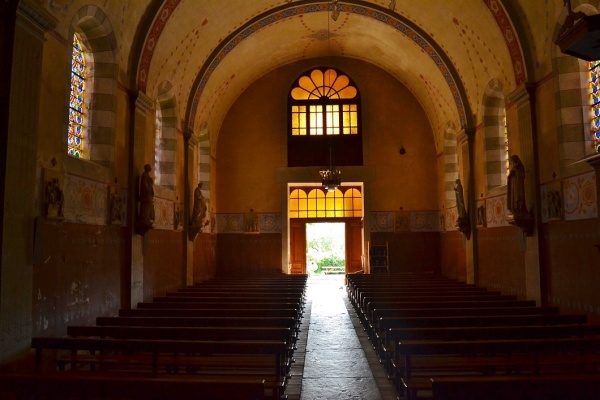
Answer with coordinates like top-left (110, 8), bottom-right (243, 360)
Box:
top-left (3, 0), bottom-right (600, 398)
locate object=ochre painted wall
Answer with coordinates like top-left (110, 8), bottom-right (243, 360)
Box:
top-left (371, 232), bottom-right (441, 273)
top-left (477, 226), bottom-right (527, 299)
top-left (541, 219), bottom-right (600, 319)
top-left (439, 231), bottom-right (467, 281)
top-left (216, 58), bottom-right (439, 214)
top-left (32, 222), bottom-right (125, 337)
top-left (142, 229), bottom-right (184, 301)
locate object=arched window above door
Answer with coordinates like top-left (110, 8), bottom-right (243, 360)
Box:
top-left (288, 68), bottom-right (362, 167)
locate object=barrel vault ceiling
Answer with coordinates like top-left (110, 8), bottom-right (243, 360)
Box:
top-left (49, 0), bottom-right (570, 153)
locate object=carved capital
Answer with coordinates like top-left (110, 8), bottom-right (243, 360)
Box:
top-left (508, 82), bottom-right (536, 107)
top-left (17, 0), bottom-right (58, 37)
top-left (135, 91), bottom-right (154, 113)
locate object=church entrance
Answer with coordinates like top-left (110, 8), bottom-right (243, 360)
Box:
top-left (306, 222), bottom-right (345, 276)
top-left (288, 185), bottom-right (363, 275)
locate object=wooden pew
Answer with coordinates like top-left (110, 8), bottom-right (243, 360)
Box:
top-left (119, 307), bottom-right (298, 319)
top-left (0, 372), bottom-right (265, 400)
top-left (96, 316), bottom-right (296, 329)
top-left (383, 323), bottom-right (600, 380)
top-left (137, 301), bottom-right (302, 310)
top-left (32, 337), bottom-right (287, 399)
top-left (360, 294), bottom-right (516, 313)
top-left (366, 305), bottom-right (557, 338)
top-left (430, 374), bottom-right (600, 400)
top-left (152, 295), bottom-right (303, 304)
top-left (395, 337), bottom-right (600, 399)
top-left (68, 325), bottom-right (292, 344)
top-left (67, 325), bottom-right (296, 364)
top-left (351, 286), bottom-right (492, 308)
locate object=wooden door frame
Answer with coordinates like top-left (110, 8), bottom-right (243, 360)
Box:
top-left (289, 217), bottom-right (363, 274)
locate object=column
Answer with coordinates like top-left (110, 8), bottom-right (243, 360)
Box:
top-left (184, 132), bottom-right (199, 285)
top-left (508, 83), bottom-right (544, 305)
top-left (457, 127), bottom-right (478, 284)
top-left (0, 0), bottom-right (57, 360)
top-left (126, 91), bottom-right (154, 307)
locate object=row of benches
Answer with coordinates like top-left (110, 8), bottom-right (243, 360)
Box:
top-left (3, 274), bottom-right (308, 400)
top-left (347, 273), bottom-right (600, 400)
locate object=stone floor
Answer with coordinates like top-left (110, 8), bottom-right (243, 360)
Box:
top-left (286, 275), bottom-right (397, 400)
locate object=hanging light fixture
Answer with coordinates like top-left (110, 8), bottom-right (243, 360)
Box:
top-left (318, 1), bottom-right (342, 192)
top-left (320, 147), bottom-right (341, 192)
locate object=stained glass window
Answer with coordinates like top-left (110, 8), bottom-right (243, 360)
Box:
top-left (289, 187), bottom-right (362, 218)
top-left (68, 34), bottom-right (86, 158)
top-left (290, 68), bottom-right (358, 136)
top-left (590, 61), bottom-right (600, 153)
top-left (504, 109), bottom-right (509, 176)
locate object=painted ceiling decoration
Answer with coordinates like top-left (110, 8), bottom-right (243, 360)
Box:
top-left (133, 0), bottom-right (529, 148)
top-left (185, 2), bottom-right (470, 131)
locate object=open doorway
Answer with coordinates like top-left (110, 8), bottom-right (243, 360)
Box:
top-left (306, 222), bottom-right (345, 276)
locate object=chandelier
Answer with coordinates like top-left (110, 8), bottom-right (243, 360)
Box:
top-left (320, 148), bottom-right (341, 192)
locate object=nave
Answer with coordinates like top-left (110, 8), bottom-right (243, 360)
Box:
top-left (3, 272), bottom-right (600, 399)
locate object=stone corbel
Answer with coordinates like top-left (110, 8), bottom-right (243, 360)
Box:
top-left (506, 211), bottom-right (534, 237)
top-left (456, 214), bottom-right (471, 240)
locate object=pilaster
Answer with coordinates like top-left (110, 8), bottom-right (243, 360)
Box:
top-left (457, 127), bottom-right (478, 284)
top-left (1, 0), bottom-right (57, 361)
top-left (128, 90), bottom-right (154, 307)
top-left (507, 82), bottom-right (544, 305)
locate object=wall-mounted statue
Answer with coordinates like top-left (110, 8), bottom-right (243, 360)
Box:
top-left (506, 154), bottom-right (534, 236)
top-left (507, 155), bottom-right (527, 215)
top-left (190, 182), bottom-right (208, 227)
top-left (136, 164), bottom-right (154, 234)
top-left (454, 178), bottom-right (470, 239)
top-left (45, 178), bottom-right (64, 220)
top-left (454, 179), bottom-right (467, 219)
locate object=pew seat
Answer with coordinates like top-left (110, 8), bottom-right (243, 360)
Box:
top-left (0, 372), bottom-right (266, 400)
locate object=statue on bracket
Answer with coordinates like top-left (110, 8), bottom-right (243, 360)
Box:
top-left (506, 155), bottom-right (534, 236)
top-left (44, 178), bottom-right (64, 221)
top-left (135, 164), bottom-right (154, 235)
top-left (188, 182), bottom-right (209, 241)
top-left (454, 178), bottom-right (471, 239)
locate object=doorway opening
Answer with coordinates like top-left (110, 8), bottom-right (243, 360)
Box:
top-left (306, 222), bottom-right (345, 276)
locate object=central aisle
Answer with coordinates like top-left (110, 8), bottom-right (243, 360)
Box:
top-left (298, 276), bottom-right (396, 400)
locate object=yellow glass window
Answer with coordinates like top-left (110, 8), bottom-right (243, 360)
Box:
top-left (289, 187), bottom-right (362, 218)
top-left (290, 68), bottom-right (359, 139)
top-left (291, 106), bottom-right (307, 136)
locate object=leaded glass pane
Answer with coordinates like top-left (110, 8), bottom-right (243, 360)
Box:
top-left (326, 105), bottom-right (340, 135)
top-left (291, 106), bottom-right (307, 136)
top-left (590, 61), bottom-right (600, 152)
top-left (309, 105), bottom-right (323, 135)
top-left (342, 104), bottom-right (358, 134)
top-left (289, 187), bottom-right (362, 218)
top-left (68, 34), bottom-right (86, 158)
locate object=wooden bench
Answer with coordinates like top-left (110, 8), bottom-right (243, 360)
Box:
top-left (395, 336), bottom-right (600, 379)
top-left (67, 325), bottom-right (296, 364)
top-left (0, 372), bottom-right (266, 400)
top-left (96, 316), bottom-right (296, 330)
top-left (353, 287), bottom-right (496, 309)
top-left (369, 306), bottom-right (558, 338)
top-left (321, 266), bottom-right (345, 274)
top-left (137, 301), bottom-right (302, 310)
top-left (382, 323), bottom-right (600, 379)
top-left (32, 337), bottom-right (287, 398)
top-left (430, 374), bottom-right (600, 400)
